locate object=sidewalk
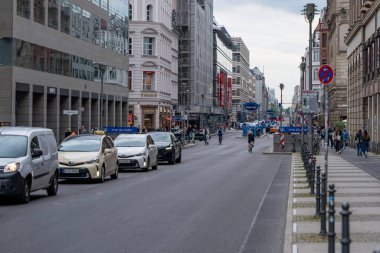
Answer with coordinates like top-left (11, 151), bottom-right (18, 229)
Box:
top-left (284, 150), bottom-right (380, 253)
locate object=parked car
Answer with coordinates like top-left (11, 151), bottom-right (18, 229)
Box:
top-left (270, 124), bottom-right (279, 134)
top-left (0, 127), bottom-right (59, 203)
top-left (58, 134), bottom-right (118, 182)
top-left (114, 134), bottom-right (158, 172)
top-left (149, 132), bottom-right (181, 164)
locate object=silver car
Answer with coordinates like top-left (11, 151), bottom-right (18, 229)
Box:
top-left (114, 134), bottom-right (158, 172)
top-left (0, 127), bottom-right (59, 203)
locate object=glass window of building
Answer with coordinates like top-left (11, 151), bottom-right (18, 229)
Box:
top-left (100, 0), bottom-right (108, 11)
top-left (143, 72), bottom-right (154, 90)
top-left (62, 53), bottom-right (71, 76)
top-left (82, 10), bottom-right (91, 41)
top-left (143, 37), bottom-right (155, 55)
top-left (100, 19), bottom-right (108, 48)
top-left (34, 0), bottom-right (45, 25)
top-left (15, 40), bottom-right (31, 68)
top-left (71, 4), bottom-right (82, 39)
top-left (128, 71), bottom-right (132, 90)
top-left (92, 0), bottom-right (100, 6)
top-left (92, 15), bottom-right (100, 45)
top-left (60, 0), bottom-right (71, 35)
top-left (49, 49), bottom-right (62, 75)
top-left (129, 4), bottom-right (133, 20)
top-left (147, 5), bottom-right (153, 21)
top-left (32, 45), bottom-right (48, 72)
top-left (17, 0), bottom-right (31, 19)
top-left (313, 68), bottom-right (318, 80)
top-left (128, 38), bottom-right (133, 55)
top-left (48, 0), bottom-right (58, 30)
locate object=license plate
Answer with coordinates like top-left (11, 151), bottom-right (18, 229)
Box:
top-left (121, 160), bottom-right (131, 164)
top-left (63, 168), bottom-right (79, 174)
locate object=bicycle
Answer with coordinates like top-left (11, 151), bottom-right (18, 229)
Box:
top-left (219, 135), bottom-right (223, 144)
top-left (248, 141), bottom-right (254, 152)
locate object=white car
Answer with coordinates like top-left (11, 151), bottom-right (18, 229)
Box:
top-left (114, 134), bottom-right (158, 172)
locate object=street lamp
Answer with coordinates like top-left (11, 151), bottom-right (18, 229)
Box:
top-left (302, 3), bottom-right (318, 156)
top-left (97, 63), bottom-right (106, 130)
top-left (300, 56), bottom-right (306, 145)
top-left (201, 94), bottom-right (204, 129)
top-left (279, 83), bottom-right (284, 128)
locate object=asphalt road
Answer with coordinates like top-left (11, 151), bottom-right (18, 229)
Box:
top-left (0, 132), bottom-right (291, 253)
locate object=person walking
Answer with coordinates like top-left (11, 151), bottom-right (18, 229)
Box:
top-left (361, 130), bottom-right (370, 158)
top-left (328, 127), bottom-right (333, 148)
top-left (247, 130), bottom-right (255, 152)
top-left (265, 125), bottom-right (271, 139)
top-left (203, 127), bottom-right (210, 145)
top-left (79, 125), bottom-right (87, 134)
top-left (217, 126), bottom-right (223, 144)
top-left (335, 130), bottom-right (342, 154)
top-left (354, 129), bottom-right (363, 156)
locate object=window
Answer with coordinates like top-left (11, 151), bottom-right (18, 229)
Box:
top-left (147, 5), bottom-right (153, 21)
top-left (313, 68), bottom-right (318, 80)
top-left (92, 15), bottom-right (100, 45)
top-left (129, 4), bottom-right (132, 20)
top-left (34, 0), bottom-right (45, 25)
top-left (71, 4), bottom-right (81, 39)
top-left (128, 71), bottom-right (132, 90)
top-left (143, 72), bottom-right (155, 90)
top-left (82, 10), bottom-right (91, 41)
top-left (17, 0), bottom-right (31, 19)
top-left (322, 33), bottom-right (327, 48)
top-left (60, 0), bottom-right (71, 35)
top-left (128, 38), bottom-right (133, 55)
top-left (143, 37), bottom-right (155, 55)
top-left (48, 0), bottom-right (58, 30)
top-left (313, 51), bottom-right (319, 61)
top-left (31, 136), bottom-right (41, 158)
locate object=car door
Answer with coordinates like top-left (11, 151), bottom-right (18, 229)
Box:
top-left (38, 134), bottom-right (52, 187)
top-left (147, 135), bottom-right (157, 165)
top-left (104, 137), bottom-right (117, 174)
top-left (101, 137), bottom-right (110, 174)
top-left (30, 135), bottom-right (46, 190)
top-left (171, 134), bottom-right (179, 159)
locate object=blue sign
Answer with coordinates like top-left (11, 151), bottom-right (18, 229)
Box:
top-left (104, 127), bottom-right (138, 134)
top-left (244, 102), bottom-right (261, 111)
top-left (172, 115), bottom-right (182, 121)
top-left (279, 127), bottom-right (308, 134)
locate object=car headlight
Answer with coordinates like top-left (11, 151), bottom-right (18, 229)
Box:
top-left (86, 157), bottom-right (99, 164)
top-left (165, 144), bottom-right (173, 150)
top-left (4, 162), bottom-right (21, 173)
top-left (134, 152), bottom-right (145, 157)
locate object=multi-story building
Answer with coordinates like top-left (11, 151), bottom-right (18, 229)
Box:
top-left (291, 85), bottom-right (300, 125)
top-left (213, 20), bottom-right (233, 127)
top-left (128, 0), bottom-right (178, 131)
top-left (346, 0), bottom-right (380, 152)
top-left (0, 0), bottom-right (129, 141)
top-left (175, 0), bottom-right (213, 130)
top-left (304, 30), bottom-right (321, 92)
top-left (251, 67), bottom-right (266, 120)
top-left (231, 37), bottom-right (251, 125)
top-left (325, 0), bottom-right (349, 125)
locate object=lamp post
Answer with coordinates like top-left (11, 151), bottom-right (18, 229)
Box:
top-left (279, 83), bottom-right (284, 128)
top-left (300, 56), bottom-right (306, 145)
top-left (98, 63), bottom-right (106, 130)
top-left (302, 3), bottom-right (318, 156)
top-left (201, 94), bottom-right (204, 129)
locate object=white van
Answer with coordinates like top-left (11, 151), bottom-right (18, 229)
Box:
top-left (0, 127), bottom-right (59, 203)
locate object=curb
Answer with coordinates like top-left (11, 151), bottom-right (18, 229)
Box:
top-left (283, 153), bottom-right (295, 253)
top-left (263, 147), bottom-right (292, 155)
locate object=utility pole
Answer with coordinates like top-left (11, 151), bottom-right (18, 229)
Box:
top-left (300, 57), bottom-right (306, 145)
top-left (279, 83), bottom-right (284, 128)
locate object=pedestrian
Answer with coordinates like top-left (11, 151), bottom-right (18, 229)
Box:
top-left (218, 126), bottom-right (223, 144)
top-left (247, 130), bottom-right (255, 152)
top-left (203, 127), bottom-right (210, 145)
top-left (354, 129), bottom-right (362, 156)
top-left (265, 125), bottom-right (271, 139)
top-left (361, 130), bottom-right (370, 158)
top-left (342, 129), bottom-right (348, 149)
top-left (335, 130), bottom-right (342, 154)
top-left (91, 125), bottom-right (98, 134)
top-left (79, 125), bottom-right (87, 134)
top-left (64, 128), bottom-right (71, 138)
top-left (328, 127), bottom-right (333, 148)
top-left (279, 131), bottom-right (285, 150)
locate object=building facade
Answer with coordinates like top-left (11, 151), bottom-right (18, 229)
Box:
top-left (304, 30), bottom-right (321, 92)
top-left (231, 37), bottom-right (251, 125)
top-left (346, 0), bottom-right (380, 152)
top-left (0, 0), bottom-right (129, 141)
top-left (128, 0), bottom-right (178, 131)
top-left (175, 0), bottom-right (214, 130)
top-left (213, 21), bottom-right (233, 127)
top-left (250, 67), bottom-right (265, 119)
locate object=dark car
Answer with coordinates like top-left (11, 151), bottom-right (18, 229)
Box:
top-left (149, 132), bottom-right (181, 164)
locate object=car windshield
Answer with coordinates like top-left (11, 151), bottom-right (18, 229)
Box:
top-left (58, 136), bottom-right (101, 152)
top-left (150, 133), bottom-right (171, 142)
top-left (114, 136), bottom-right (145, 147)
top-left (0, 135), bottom-right (28, 158)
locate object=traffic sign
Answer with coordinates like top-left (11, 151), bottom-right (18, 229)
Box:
top-left (244, 102), bottom-right (260, 111)
top-left (63, 110), bottom-right (78, 115)
top-left (318, 64), bottom-right (334, 85)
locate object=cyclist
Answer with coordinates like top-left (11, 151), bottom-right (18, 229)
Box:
top-left (248, 130), bottom-right (255, 152)
top-left (218, 126), bottom-right (223, 144)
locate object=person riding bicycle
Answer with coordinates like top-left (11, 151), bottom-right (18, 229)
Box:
top-left (218, 126), bottom-right (223, 144)
top-left (247, 130), bottom-right (255, 152)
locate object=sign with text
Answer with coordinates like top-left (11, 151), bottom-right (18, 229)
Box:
top-left (63, 110), bottom-right (78, 115)
top-left (279, 126), bottom-right (308, 133)
top-left (302, 90), bottom-right (318, 114)
top-left (103, 127), bottom-right (138, 134)
top-left (244, 102), bottom-right (260, 111)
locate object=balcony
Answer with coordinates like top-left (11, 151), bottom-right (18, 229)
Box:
top-left (364, 0), bottom-right (375, 8)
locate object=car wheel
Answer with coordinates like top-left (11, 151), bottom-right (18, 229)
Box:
top-left (176, 150), bottom-right (182, 163)
top-left (19, 178), bottom-right (31, 203)
top-left (99, 166), bottom-right (106, 183)
top-left (152, 157), bottom-right (158, 170)
top-left (143, 157), bottom-right (149, 172)
top-left (47, 172), bottom-right (59, 196)
top-left (169, 152), bottom-right (176, 165)
top-left (110, 166), bottom-right (119, 179)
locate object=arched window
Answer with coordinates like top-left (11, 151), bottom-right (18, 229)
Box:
top-left (129, 4), bottom-right (132, 20)
top-left (147, 5), bottom-right (153, 21)
top-left (313, 68), bottom-right (319, 80)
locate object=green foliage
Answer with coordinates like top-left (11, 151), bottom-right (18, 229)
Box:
top-left (333, 120), bottom-right (345, 130)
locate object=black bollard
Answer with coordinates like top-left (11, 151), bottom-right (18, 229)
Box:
top-left (310, 158), bottom-right (316, 195)
top-left (340, 202), bottom-right (351, 253)
top-left (307, 156), bottom-right (312, 186)
top-left (320, 172), bottom-right (327, 236)
top-left (316, 166), bottom-right (321, 215)
top-left (328, 184), bottom-right (336, 253)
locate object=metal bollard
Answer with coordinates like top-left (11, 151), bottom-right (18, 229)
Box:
top-left (315, 166), bottom-right (321, 215)
top-left (340, 202), bottom-right (351, 253)
top-left (310, 158), bottom-right (316, 195)
top-left (320, 172), bottom-right (327, 236)
top-left (328, 184), bottom-right (336, 253)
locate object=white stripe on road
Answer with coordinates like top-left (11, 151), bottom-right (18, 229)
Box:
top-left (292, 244), bottom-right (298, 253)
top-left (293, 209), bottom-right (297, 216)
top-left (293, 223), bottom-right (297, 233)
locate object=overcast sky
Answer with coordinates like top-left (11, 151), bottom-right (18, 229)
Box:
top-left (214, 0), bottom-right (326, 107)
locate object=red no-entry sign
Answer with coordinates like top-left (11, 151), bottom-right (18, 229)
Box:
top-left (318, 64), bottom-right (334, 85)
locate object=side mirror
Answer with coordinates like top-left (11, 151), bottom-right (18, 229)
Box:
top-left (32, 149), bottom-right (43, 158)
top-left (104, 148), bottom-right (112, 154)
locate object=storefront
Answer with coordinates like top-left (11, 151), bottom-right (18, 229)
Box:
top-left (142, 107), bottom-right (156, 131)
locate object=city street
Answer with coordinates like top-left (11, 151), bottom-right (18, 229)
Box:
top-left (0, 132), bottom-right (291, 253)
